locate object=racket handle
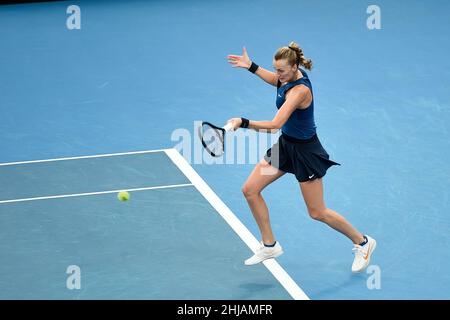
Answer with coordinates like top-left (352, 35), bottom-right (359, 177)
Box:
top-left (223, 122), bottom-right (234, 132)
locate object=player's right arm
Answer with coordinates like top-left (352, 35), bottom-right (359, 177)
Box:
top-left (227, 47), bottom-right (279, 87)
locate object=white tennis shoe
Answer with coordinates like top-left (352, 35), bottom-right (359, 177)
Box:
top-left (351, 235), bottom-right (377, 273)
top-left (244, 241), bottom-right (283, 266)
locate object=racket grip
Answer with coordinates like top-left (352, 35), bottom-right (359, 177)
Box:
top-left (223, 122), bottom-right (234, 132)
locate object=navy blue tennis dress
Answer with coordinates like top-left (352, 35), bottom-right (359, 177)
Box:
top-left (264, 68), bottom-right (340, 182)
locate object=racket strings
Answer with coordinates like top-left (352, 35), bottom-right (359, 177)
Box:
top-left (200, 123), bottom-right (225, 156)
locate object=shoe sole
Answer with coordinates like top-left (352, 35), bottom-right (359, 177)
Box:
top-left (244, 250), bottom-right (284, 266)
top-left (352, 240), bottom-right (377, 273)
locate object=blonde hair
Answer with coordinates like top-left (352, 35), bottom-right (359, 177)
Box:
top-left (274, 41), bottom-right (313, 70)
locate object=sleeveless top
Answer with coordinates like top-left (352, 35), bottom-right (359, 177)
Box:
top-left (276, 68), bottom-right (317, 139)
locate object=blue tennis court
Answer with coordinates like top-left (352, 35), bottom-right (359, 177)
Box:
top-left (0, 149), bottom-right (303, 299)
top-left (0, 0), bottom-right (449, 300)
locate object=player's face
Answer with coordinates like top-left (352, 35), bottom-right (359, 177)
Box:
top-left (273, 59), bottom-right (297, 83)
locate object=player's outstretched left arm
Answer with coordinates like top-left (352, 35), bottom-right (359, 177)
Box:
top-left (227, 47), bottom-right (278, 87)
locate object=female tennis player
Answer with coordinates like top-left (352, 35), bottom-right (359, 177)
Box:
top-left (226, 42), bottom-right (376, 273)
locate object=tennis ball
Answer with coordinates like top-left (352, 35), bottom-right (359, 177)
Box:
top-left (117, 191), bottom-right (130, 202)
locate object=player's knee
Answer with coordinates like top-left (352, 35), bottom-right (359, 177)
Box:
top-left (308, 207), bottom-right (327, 221)
top-left (242, 184), bottom-right (260, 199)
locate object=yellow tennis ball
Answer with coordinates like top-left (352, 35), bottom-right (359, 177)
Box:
top-left (117, 191), bottom-right (130, 202)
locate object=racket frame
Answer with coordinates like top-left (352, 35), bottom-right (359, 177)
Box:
top-left (198, 121), bottom-right (233, 157)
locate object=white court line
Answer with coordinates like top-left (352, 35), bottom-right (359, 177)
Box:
top-left (165, 148), bottom-right (310, 300)
top-left (0, 184), bottom-right (193, 204)
top-left (0, 149), bottom-right (169, 166)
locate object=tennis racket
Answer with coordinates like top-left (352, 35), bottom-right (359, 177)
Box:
top-left (198, 121), bottom-right (234, 157)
